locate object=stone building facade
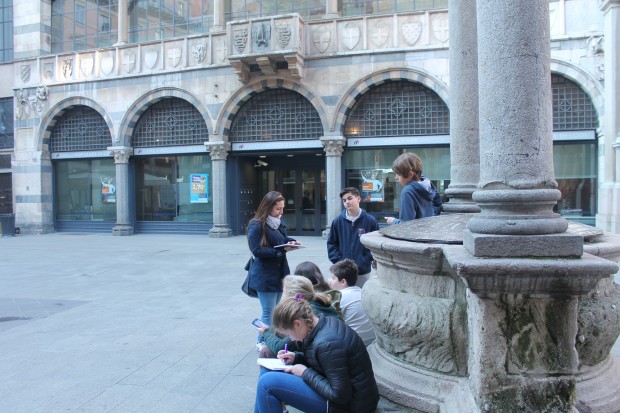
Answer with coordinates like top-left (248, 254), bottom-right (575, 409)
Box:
top-left (0, 0), bottom-right (617, 236)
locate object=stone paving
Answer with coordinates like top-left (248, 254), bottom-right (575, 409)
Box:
top-left (0, 233), bottom-right (618, 413)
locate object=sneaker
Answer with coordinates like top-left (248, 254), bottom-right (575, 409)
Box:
top-left (256, 342), bottom-right (265, 352)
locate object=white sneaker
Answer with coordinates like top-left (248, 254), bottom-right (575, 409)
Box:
top-left (256, 342), bottom-right (265, 352)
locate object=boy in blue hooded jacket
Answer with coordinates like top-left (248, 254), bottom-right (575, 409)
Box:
top-left (386, 152), bottom-right (442, 225)
top-left (327, 187), bottom-right (379, 287)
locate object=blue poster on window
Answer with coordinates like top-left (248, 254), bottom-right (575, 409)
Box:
top-left (190, 174), bottom-right (209, 203)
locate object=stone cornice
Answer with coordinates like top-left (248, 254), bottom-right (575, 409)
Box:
top-left (600, 0), bottom-right (620, 13)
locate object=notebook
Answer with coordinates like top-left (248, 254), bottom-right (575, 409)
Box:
top-left (257, 358), bottom-right (288, 370)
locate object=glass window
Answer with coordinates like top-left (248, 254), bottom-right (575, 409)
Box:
top-left (0, 97), bottom-right (14, 149)
top-left (344, 147), bottom-right (450, 222)
top-left (552, 74), bottom-right (599, 131)
top-left (135, 155), bottom-right (213, 222)
top-left (226, 0), bottom-right (325, 21)
top-left (344, 81), bottom-right (450, 138)
top-left (340, 0), bottom-right (447, 17)
top-left (129, 0), bottom-right (212, 44)
top-left (132, 98), bottom-right (209, 147)
top-left (50, 106), bottom-right (112, 152)
top-left (553, 142), bottom-right (596, 225)
top-left (229, 89), bottom-right (324, 142)
top-left (0, 0), bottom-right (12, 62)
top-left (52, 0), bottom-right (118, 53)
top-left (54, 158), bottom-right (117, 221)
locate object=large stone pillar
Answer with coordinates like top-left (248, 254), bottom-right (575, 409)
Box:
top-left (321, 136), bottom-right (345, 239)
top-left (108, 146), bottom-right (133, 236)
top-left (211, 0), bottom-right (226, 32)
top-left (206, 141), bottom-right (232, 238)
top-left (443, 0), bottom-right (480, 214)
top-left (325, 0), bottom-right (339, 18)
top-left (464, 0), bottom-right (581, 257)
top-left (115, 0), bottom-right (128, 46)
top-left (13, 0), bottom-right (52, 59)
top-left (597, 0), bottom-right (620, 234)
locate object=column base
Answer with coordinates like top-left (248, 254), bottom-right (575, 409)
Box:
top-left (368, 344), bottom-right (477, 413)
top-left (576, 356), bottom-right (620, 413)
top-left (209, 226), bottom-right (232, 238)
top-left (463, 229), bottom-right (583, 258)
top-left (112, 225), bottom-right (134, 236)
top-left (322, 227), bottom-right (331, 240)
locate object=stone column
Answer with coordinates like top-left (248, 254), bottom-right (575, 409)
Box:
top-left (205, 141), bottom-right (232, 237)
top-left (115, 0), bottom-right (129, 46)
top-left (443, 0), bottom-right (480, 214)
top-left (598, 0), bottom-right (620, 233)
top-left (464, 0), bottom-right (582, 258)
top-left (108, 146), bottom-right (133, 236)
top-left (324, 0), bottom-right (339, 18)
top-left (13, 0), bottom-right (52, 59)
top-left (13, 148), bottom-right (54, 234)
top-left (211, 0), bottom-right (226, 32)
top-left (321, 136), bottom-right (345, 239)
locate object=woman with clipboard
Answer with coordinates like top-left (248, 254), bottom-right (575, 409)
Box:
top-left (247, 191), bottom-right (301, 348)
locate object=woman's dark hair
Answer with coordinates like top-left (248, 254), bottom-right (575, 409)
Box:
top-left (248, 191), bottom-right (285, 247)
top-left (294, 261), bottom-right (330, 292)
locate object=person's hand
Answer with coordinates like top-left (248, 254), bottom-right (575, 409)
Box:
top-left (284, 241), bottom-right (301, 252)
top-left (256, 326), bottom-right (268, 335)
top-left (385, 217), bottom-right (396, 225)
top-left (277, 350), bottom-right (296, 365)
top-left (284, 364), bottom-right (307, 377)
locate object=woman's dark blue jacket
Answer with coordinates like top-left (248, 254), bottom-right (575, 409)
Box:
top-left (247, 220), bottom-right (295, 292)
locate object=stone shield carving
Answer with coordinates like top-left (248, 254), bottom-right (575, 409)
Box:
top-left (101, 51), bottom-right (115, 75)
top-left (62, 59), bottom-right (73, 79)
top-left (145, 49), bottom-right (159, 69)
top-left (168, 47), bottom-right (182, 67)
top-left (431, 15), bottom-right (449, 43)
top-left (342, 22), bottom-right (360, 50)
top-left (252, 23), bottom-right (271, 49)
top-left (43, 62), bottom-right (54, 81)
top-left (21, 64), bottom-right (31, 83)
top-left (370, 20), bottom-right (390, 48)
top-left (213, 38), bottom-right (227, 63)
top-left (80, 55), bottom-right (94, 76)
top-left (313, 25), bottom-right (331, 53)
top-left (402, 21), bottom-right (422, 46)
top-left (276, 25), bottom-right (291, 49)
top-left (192, 44), bottom-right (207, 63)
top-left (122, 50), bottom-right (136, 73)
top-left (234, 29), bottom-right (248, 53)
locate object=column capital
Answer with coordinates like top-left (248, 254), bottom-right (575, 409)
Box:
top-left (320, 136), bottom-right (346, 156)
top-left (600, 0), bottom-right (620, 12)
top-left (205, 141), bottom-right (231, 160)
top-left (108, 146), bottom-right (133, 164)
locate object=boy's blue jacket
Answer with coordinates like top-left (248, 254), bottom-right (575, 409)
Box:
top-left (327, 209), bottom-right (379, 275)
top-left (393, 176), bottom-right (442, 224)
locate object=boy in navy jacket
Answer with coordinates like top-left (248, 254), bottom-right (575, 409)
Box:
top-left (386, 152), bottom-right (442, 225)
top-left (327, 187), bottom-right (379, 287)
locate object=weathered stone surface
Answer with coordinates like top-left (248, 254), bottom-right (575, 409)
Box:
top-left (363, 279), bottom-right (460, 374)
top-left (463, 230), bottom-right (583, 258)
top-left (576, 276), bottom-right (620, 367)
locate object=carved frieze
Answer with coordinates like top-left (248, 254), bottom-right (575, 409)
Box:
top-left (80, 54), bottom-right (94, 77)
top-left (20, 64), bottom-right (31, 83)
top-left (213, 37), bottom-right (227, 63)
top-left (167, 47), bottom-right (182, 68)
top-left (43, 62), bottom-right (54, 81)
top-left (341, 22), bottom-right (360, 51)
top-left (15, 86), bottom-right (48, 120)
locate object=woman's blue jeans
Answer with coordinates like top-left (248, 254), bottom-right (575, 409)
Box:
top-left (254, 371), bottom-right (327, 413)
top-left (257, 291), bottom-right (282, 342)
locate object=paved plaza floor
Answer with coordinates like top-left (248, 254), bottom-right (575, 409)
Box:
top-left (1, 233), bottom-right (619, 413)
